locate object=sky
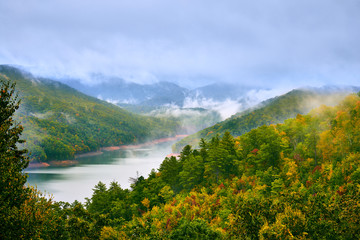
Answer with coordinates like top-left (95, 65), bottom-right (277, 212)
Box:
top-left (1, 0), bottom-right (360, 88)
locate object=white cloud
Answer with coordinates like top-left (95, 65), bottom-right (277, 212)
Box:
top-left (182, 97), bottom-right (243, 120)
top-left (1, 0), bottom-right (360, 88)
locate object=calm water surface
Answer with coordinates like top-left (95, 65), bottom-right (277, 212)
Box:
top-left (26, 142), bottom-right (174, 203)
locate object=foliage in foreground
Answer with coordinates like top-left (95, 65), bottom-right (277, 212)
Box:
top-left (84, 93), bottom-right (360, 239)
top-left (2, 72), bottom-right (360, 239)
top-left (0, 75), bottom-right (62, 239)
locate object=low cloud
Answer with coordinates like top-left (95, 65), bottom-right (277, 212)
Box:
top-left (244, 88), bottom-right (290, 105)
top-left (146, 106), bottom-right (221, 134)
top-left (183, 97), bottom-right (243, 120)
top-left (182, 88), bottom-right (289, 120)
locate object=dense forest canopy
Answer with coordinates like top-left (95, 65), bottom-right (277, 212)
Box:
top-left (80, 92), bottom-right (360, 239)
top-left (83, 92), bottom-right (360, 239)
top-left (2, 69), bottom-right (359, 238)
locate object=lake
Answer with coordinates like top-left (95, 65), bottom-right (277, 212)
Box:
top-left (26, 141), bottom-right (174, 203)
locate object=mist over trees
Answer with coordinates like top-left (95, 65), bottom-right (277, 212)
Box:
top-left (2, 70), bottom-right (360, 238)
top-left (174, 88), bottom-right (355, 152)
top-left (2, 0), bottom-right (360, 237)
top-left (0, 65), bottom-right (180, 163)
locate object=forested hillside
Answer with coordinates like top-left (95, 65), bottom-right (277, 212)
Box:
top-left (173, 88), bottom-right (355, 152)
top-left (2, 72), bottom-right (360, 238)
top-left (78, 92), bottom-right (360, 239)
top-left (127, 106), bottom-right (222, 134)
top-left (12, 90), bottom-right (360, 239)
top-left (66, 78), bottom-right (189, 107)
top-left (0, 65), bottom-right (179, 162)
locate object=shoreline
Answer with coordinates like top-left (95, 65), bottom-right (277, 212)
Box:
top-left (75, 151), bottom-right (104, 158)
top-left (27, 135), bottom-right (188, 169)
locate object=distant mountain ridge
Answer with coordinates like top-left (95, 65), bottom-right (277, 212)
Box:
top-left (63, 77), bottom-right (261, 108)
top-left (188, 83), bottom-right (253, 101)
top-left (0, 65), bottom-right (179, 162)
top-left (64, 77), bottom-right (190, 106)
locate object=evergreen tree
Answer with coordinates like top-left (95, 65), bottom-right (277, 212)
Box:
top-left (0, 75), bottom-right (31, 239)
top-left (159, 156), bottom-right (182, 191)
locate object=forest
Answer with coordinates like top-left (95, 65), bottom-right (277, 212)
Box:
top-left (0, 65), bottom-right (179, 162)
top-left (173, 89), bottom-right (352, 152)
top-left (1, 70), bottom-right (360, 239)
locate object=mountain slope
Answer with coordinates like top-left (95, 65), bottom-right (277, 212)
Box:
top-left (0, 65), bottom-right (179, 162)
top-left (79, 92), bottom-right (360, 239)
top-left (173, 88), bottom-right (358, 151)
top-left (64, 77), bottom-right (189, 106)
top-left (189, 83), bottom-right (253, 101)
top-left (65, 77), bottom-right (267, 110)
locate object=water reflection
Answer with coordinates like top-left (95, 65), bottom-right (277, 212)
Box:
top-left (26, 142), bottom-right (173, 203)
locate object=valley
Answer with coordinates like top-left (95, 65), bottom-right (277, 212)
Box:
top-left (1, 65), bottom-right (360, 239)
top-left (0, 65), bottom-right (181, 162)
top-left (2, 2), bottom-right (360, 238)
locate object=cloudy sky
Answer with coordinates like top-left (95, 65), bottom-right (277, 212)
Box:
top-left (1, 0), bottom-right (359, 88)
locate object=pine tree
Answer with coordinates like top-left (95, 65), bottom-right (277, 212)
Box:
top-left (0, 74), bottom-right (30, 238)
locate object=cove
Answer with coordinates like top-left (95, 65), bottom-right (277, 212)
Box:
top-left (26, 141), bottom-right (175, 203)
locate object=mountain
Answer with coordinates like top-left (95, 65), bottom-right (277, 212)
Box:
top-left (173, 87), bottom-right (360, 152)
top-left (140, 107), bottom-right (222, 134)
top-left (189, 83), bottom-right (253, 101)
top-left (0, 65), bottom-right (179, 162)
top-left (5, 77), bottom-right (360, 239)
top-left (110, 92), bottom-right (360, 239)
top-left (64, 76), bottom-right (189, 106)
top-left (63, 76), bottom-right (227, 134)
top-left (65, 77), bottom-right (275, 126)
top-left (65, 77), bottom-right (266, 111)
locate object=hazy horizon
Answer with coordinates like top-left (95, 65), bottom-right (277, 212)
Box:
top-left (1, 1), bottom-right (360, 89)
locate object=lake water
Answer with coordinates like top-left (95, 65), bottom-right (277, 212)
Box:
top-left (26, 141), bottom-right (174, 203)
